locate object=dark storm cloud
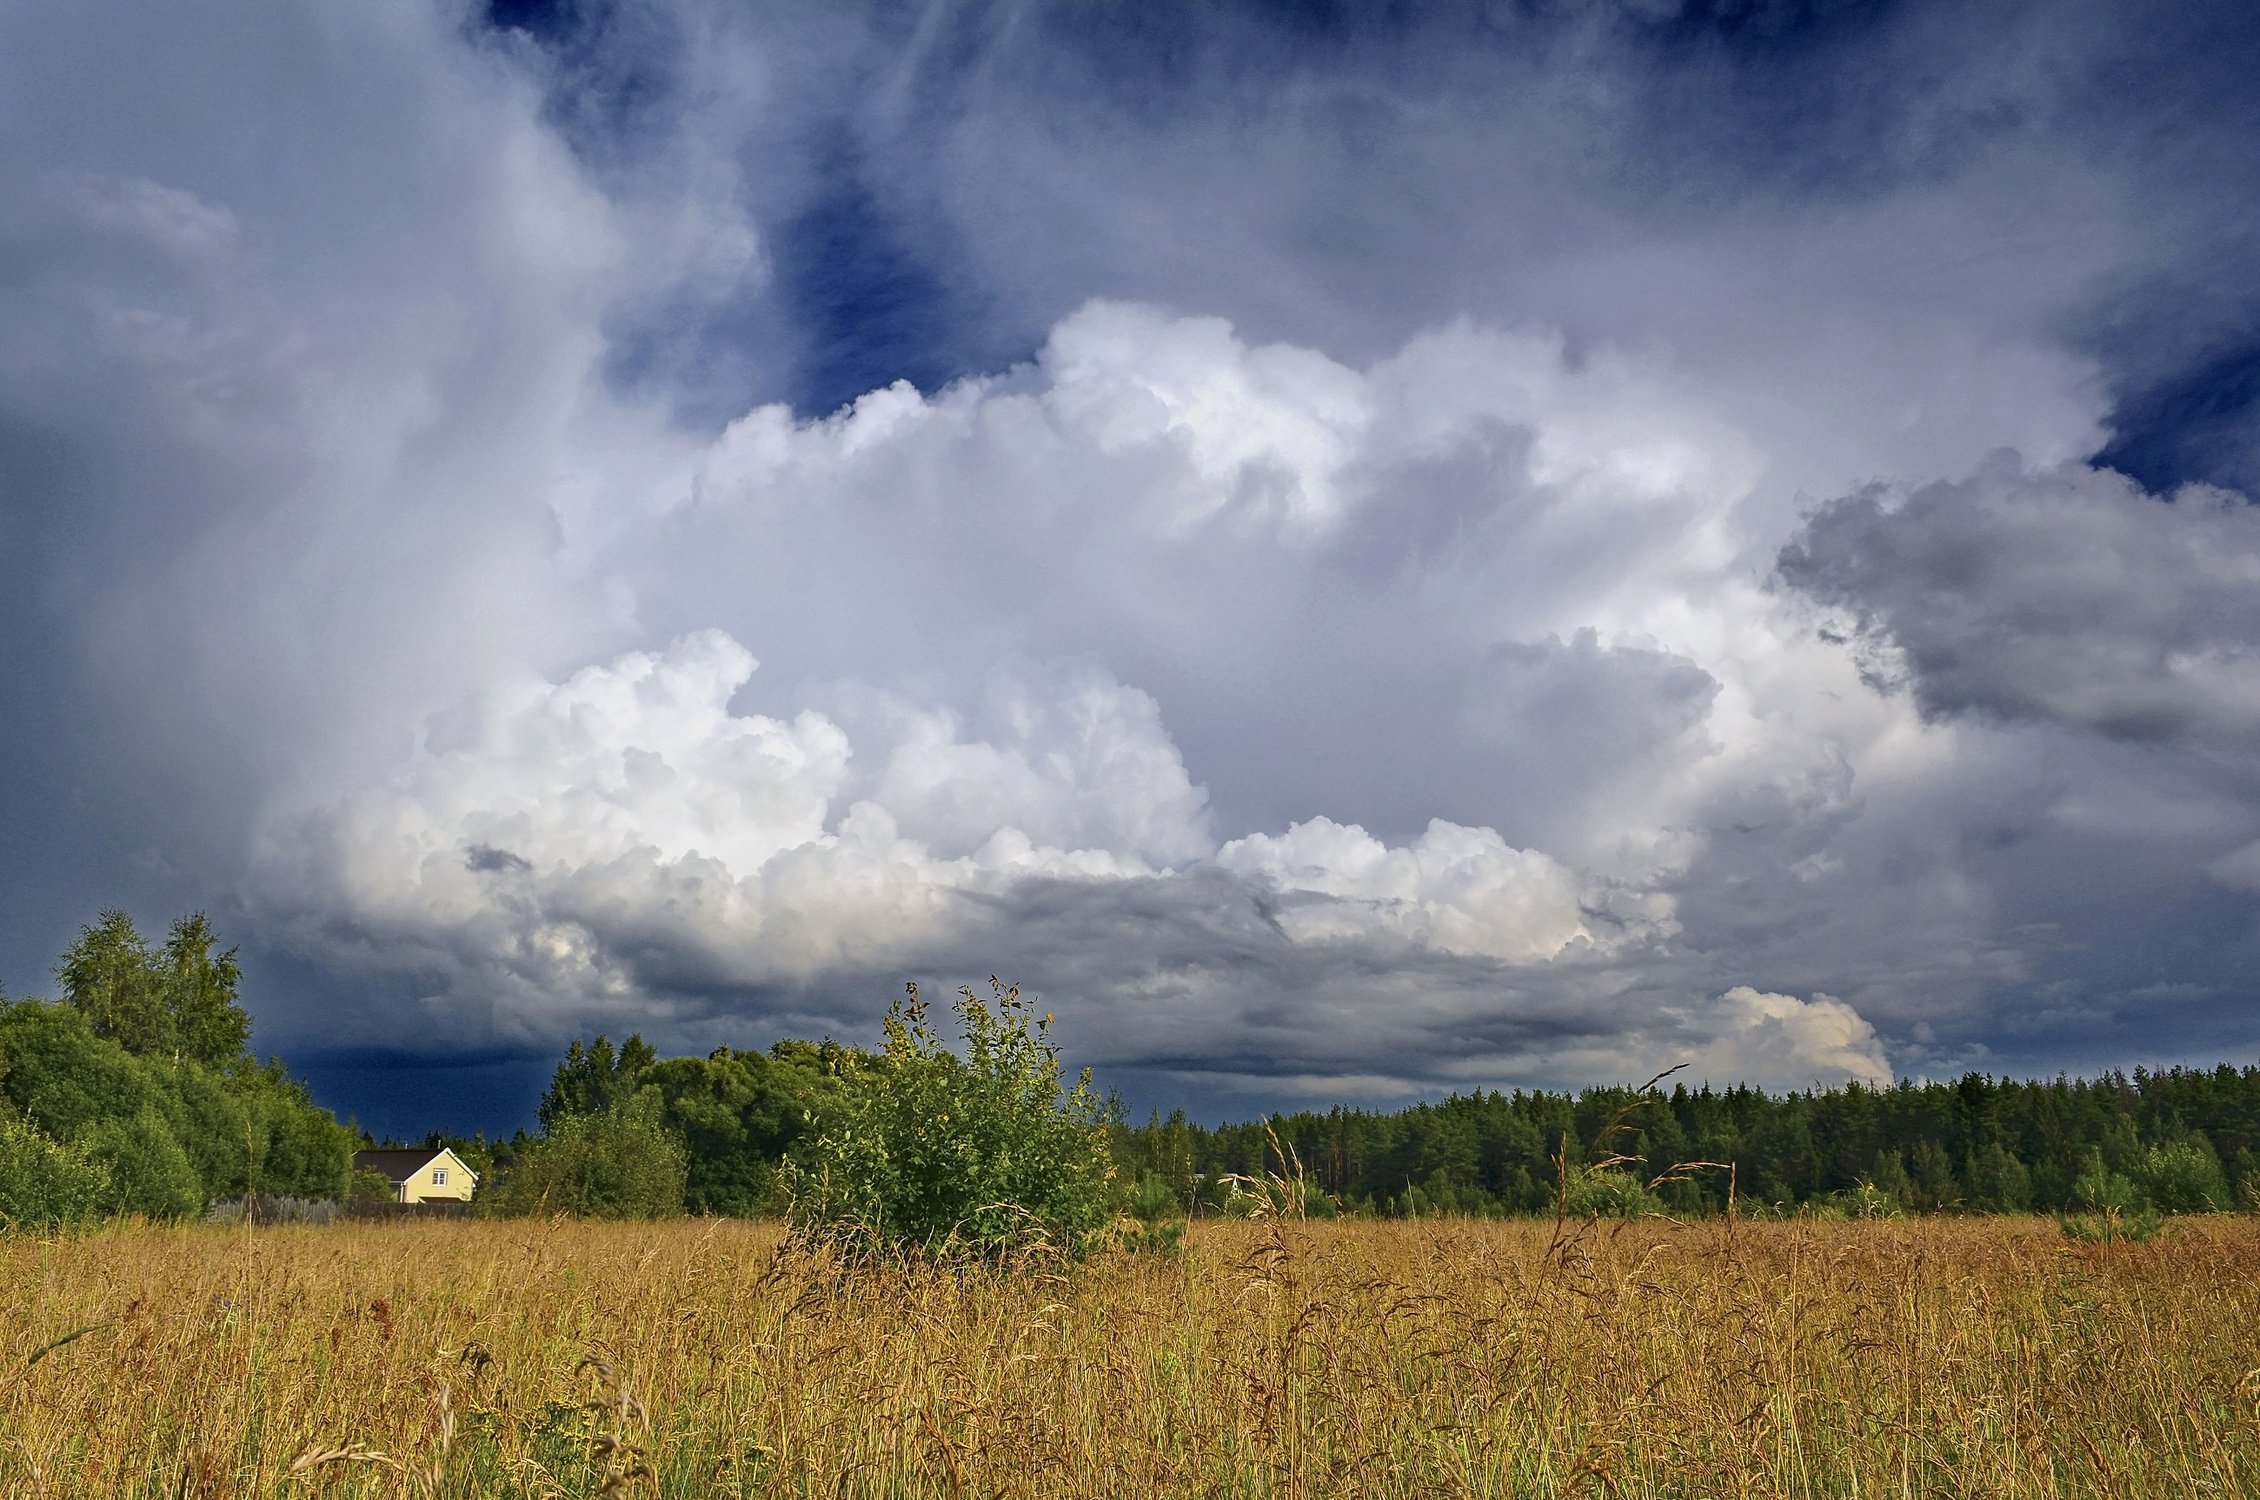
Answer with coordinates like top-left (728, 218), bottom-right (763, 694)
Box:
top-left (1778, 458), bottom-right (2260, 745)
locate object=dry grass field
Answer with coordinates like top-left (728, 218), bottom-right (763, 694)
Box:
top-left (4, 1213), bottom-right (2259, 1497)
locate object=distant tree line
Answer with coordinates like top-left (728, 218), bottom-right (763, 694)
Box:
top-left (1111, 1067), bottom-right (2260, 1219)
top-left (0, 911), bottom-right (354, 1229)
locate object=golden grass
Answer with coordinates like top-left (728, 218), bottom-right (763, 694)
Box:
top-left (4, 1213), bottom-right (2258, 1497)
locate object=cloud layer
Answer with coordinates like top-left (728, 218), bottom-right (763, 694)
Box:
top-left (6, 0), bottom-right (2260, 1127)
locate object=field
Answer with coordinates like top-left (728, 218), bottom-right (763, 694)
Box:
top-left (4, 1214), bottom-right (2259, 1497)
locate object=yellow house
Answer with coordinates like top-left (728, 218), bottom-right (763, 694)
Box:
top-left (352, 1147), bottom-right (478, 1204)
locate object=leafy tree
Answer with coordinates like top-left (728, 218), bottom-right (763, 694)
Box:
top-left (539, 1034), bottom-right (658, 1130)
top-left (638, 1045), bottom-right (837, 1215)
top-left (57, 911), bottom-right (172, 1057)
top-left (83, 1108), bottom-right (203, 1220)
top-left (0, 1001), bottom-right (161, 1141)
top-left (348, 1166), bottom-right (398, 1203)
top-left (2071, 1146), bottom-right (2146, 1214)
top-left (1870, 1148), bottom-right (1915, 1212)
top-left (491, 1088), bottom-right (686, 1219)
top-left (0, 995), bottom-right (349, 1212)
top-left (0, 1118), bottom-right (111, 1230)
top-left (57, 910), bottom-right (254, 1066)
top-left (784, 980), bottom-right (1115, 1262)
top-left (247, 1066), bottom-right (355, 1199)
top-left (156, 915), bottom-right (252, 1066)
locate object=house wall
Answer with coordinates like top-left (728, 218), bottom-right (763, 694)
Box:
top-left (398, 1149), bottom-right (476, 1204)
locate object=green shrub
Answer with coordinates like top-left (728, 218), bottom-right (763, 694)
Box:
top-left (2059, 1145), bottom-right (2162, 1243)
top-left (1118, 1170), bottom-right (1188, 1256)
top-left (488, 1088), bottom-right (687, 1219)
top-left (0, 1118), bottom-right (111, 1231)
top-left (1836, 1179), bottom-right (1907, 1219)
top-left (1563, 1168), bottom-right (1663, 1219)
top-left (83, 1108), bottom-right (203, 1220)
top-left (348, 1167), bottom-right (398, 1204)
top-left (784, 979), bottom-right (1115, 1263)
top-left (2130, 1134), bottom-right (2231, 1214)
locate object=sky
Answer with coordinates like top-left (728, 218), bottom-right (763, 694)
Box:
top-left (4, 0), bottom-right (2260, 1138)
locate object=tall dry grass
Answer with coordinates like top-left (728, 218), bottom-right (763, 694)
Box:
top-left (3, 1213), bottom-right (2257, 1496)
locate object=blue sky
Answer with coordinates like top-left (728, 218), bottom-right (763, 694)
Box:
top-left (4, 0), bottom-right (2260, 1137)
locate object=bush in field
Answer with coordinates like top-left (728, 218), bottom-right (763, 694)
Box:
top-left (1564, 1168), bottom-right (1664, 1219)
top-left (0, 1118), bottom-right (111, 1230)
top-left (1119, 1170), bottom-right (1188, 1256)
top-left (490, 1088), bottom-right (687, 1219)
top-left (2060, 1145), bottom-right (2162, 1243)
top-left (785, 979), bottom-right (1114, 1262)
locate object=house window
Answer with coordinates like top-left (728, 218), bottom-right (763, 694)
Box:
top-left (432, 1167), bottom-right (448, 1186)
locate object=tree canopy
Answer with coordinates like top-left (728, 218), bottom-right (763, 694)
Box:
top-left (0, 911), bottom-right (351, 1228)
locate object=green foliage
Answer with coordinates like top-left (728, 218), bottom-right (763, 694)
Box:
top-left (539, 1034), bottom-right (659, 1130)
top-left (0, 1000), bottom-right (162, 1141)
top-left (523, 1023), bottom-right (2260, 1227)
top-left (1869, 1149), bottom-right (1915, 1212)
top-left (247, 1065), bottom-right (356, 1199)
top-left (348, 1167), bottom-right (398, 1204)
top-left (0, 1118), bottom-right (111, 1231)
top-left (164, 1056), bottom-right (269, 1202)
top-left (490, 1089), bottom-right (687, 1219)
top-left (56, 910), bottom-right (252, 1065)
top-left (1563, 1168), bottom-right (1664, 1219)
top-left (156, 914), bottom-right (252, 1066)
top-left (784, 980), bottom-right (1115, 1262)
top-left (641, 1045), bottom-right (839, 1215)
top-left (1963, 1138), bottom-right (2032, 1212)
top-left (1109, 1062), bottom-right (2260, 1221)
top-left (1118, 1170), bottom-right (1188, 1256)
top-left (2057, 1145), bottom-right (2163, 1243)
top-left (1835, 1179), bottom-right (1907, 1218)
top-left (2071, 1146), bottom-right (2145, 1213)
top-left (83, 1108), bottom-right (203, 1220)
top-left (1908, 1139), bottom-right (1962, 1211)
top-left (56, 910), bottom-right (170, 1057)
top-left (535, 1035), bottom-right (845, 1216)
top-left (0, 911), bottom-right (352, 1220)
top-left (2130, 1133), bottom-right (2232, 1213)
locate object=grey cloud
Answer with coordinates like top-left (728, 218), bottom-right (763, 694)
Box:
top-left (1778, 458), bottom-right (2260, 744)
top-left (464, 844), bottom-right (533, 875)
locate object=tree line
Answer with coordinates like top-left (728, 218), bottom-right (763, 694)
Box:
top-left (0, 911), bottom-right (354, 1228)
top-left (1111, 1065), bottom-right (2260, 1219)
top-left (496, 1027), bottom-right (2260, 1223)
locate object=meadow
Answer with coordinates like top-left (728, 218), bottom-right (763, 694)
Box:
top-left (5, 1214), bottom-right (2259, 1498)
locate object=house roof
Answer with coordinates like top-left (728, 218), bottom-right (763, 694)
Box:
top-left (352, 1147), bottom-right (478, 1183)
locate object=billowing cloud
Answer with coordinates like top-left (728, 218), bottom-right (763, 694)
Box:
top-left (7, 0), bottom-right (2260, 1130)
top-left (1687, 987), bottom-right (1894, 1090)
top-left (1780, 458), bottom-right (2260, 744)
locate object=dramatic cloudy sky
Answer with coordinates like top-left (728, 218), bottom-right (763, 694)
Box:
top-left (5, 0), bottom-right (2260, 1134)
